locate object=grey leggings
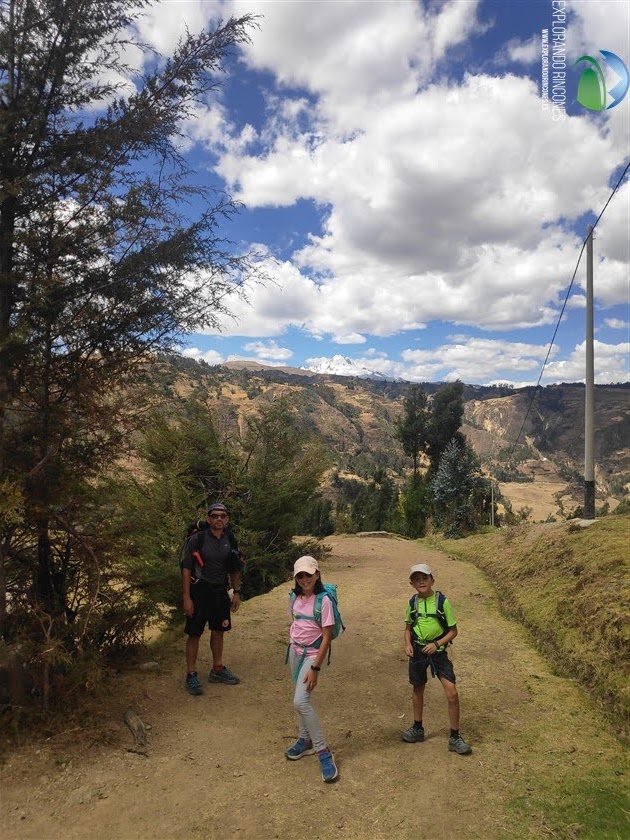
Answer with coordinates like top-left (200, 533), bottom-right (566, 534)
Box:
top-left (289, 647), bottom-right (327, 752)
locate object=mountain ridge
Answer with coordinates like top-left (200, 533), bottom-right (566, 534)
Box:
top-left (157, 355), bottom-right (629, 520)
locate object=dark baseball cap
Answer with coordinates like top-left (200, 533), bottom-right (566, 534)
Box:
top-left (207, 503), bottom-right (229, 515)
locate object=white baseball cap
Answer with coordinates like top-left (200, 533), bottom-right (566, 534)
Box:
top-left (294, 556), bottom-right (319, 576)
top-left (410, 563), bottom-right (433, 578)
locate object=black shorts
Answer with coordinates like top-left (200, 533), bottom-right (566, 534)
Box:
top-left (185, 582), bottom-right (232, 636)
top-left (408, 650), bottom-right (456, 686)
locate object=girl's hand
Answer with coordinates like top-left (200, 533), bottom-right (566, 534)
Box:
top-left (304, 667), bottom-right (319, 691)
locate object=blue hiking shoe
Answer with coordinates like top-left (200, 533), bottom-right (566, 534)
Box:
top-left (285, 738), bottom-right (315, 760)
top-left (208, 665), bottom-right (240, 685)
top-left (318, 748), bottom-right (339, 783)
top-left (448, 734), bottom-right (472, 755)
top-left (185, 672), bottom-right (203, 695)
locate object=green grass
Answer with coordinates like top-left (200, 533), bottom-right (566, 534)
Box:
top-left (511, 763), bottom-right (629, 839)
top-left (428, 516), bottom-right (630, 741)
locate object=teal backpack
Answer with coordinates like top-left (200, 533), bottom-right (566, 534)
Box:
top-left (286, 583), bottom-right (345, 675)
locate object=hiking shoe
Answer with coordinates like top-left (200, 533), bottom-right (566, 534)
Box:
top-left (285, 738), bottom-right (315, 760)
top-left (448, 735), bottom-right (472, 755)
top-left (185, 672), bottom-right (203, 695)
top-left (401, 724), bottom-right (425, 743)
top-left (318, 748), bottom-right (339, 783)
top-left (208, 665), bottom-right (240, 685)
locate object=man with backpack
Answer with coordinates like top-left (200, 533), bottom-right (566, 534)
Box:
top-left (182, 503), bottom-right (244, 695)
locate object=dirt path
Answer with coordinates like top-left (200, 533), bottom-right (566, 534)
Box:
top-left (0, 536), bottom-right (624, 840)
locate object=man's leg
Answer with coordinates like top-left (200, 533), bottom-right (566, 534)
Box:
top-left (186, 635), bottom-right (201, 672)
top-left (184, 634), bottom-right (204, 695)
top-left (210, 630), bottom-right (224, 668)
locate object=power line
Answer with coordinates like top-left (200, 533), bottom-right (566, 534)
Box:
top-left (508, 161), bottom-right (630, 457)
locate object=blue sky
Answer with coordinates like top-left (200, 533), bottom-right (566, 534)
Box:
top-left (135, 0), bottom-right (629, 385)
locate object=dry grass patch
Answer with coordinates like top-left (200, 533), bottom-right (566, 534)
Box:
top-left (432, 516), bottom-right (630, 741)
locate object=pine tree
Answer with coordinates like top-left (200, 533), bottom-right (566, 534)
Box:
top-left (426, 381), bottom-right (466, 474)
top-left (393, 385), bottom-right (429, 476)
top-left (0, 2), bottom-right (257, 636)
top-left (431, 438), bottom-right (485, 537)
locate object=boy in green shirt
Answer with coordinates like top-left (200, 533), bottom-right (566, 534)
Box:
top-left (401, 563), bottom-right (472, 755)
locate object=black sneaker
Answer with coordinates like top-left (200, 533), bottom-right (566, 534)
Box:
top-left (208, 665), bottom-right (240, 685)
top-left (185, 672), bottom-right (203, 695)
top-left (448, 734), bottom-right (472, 755)
top-left (401, 724), bottom-right (425, 743)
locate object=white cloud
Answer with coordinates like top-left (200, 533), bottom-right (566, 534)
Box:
top-left (167, 0), bottom-right (629, 383)
top-left (182, 347), bottom-right (225, 365)
top-left (544, 340), bottom-right (630, 383)
top-left (302, 336), bottom-right (629, 386)
top-left (133, 1), bottom-right (222, 56)
top-left (212, 62), bottom-right (627, 340)
top-left (498, 36), bottom-right (539, 66)
top-left (605, 318), bottom-right (629, 329)
top-left (241, 339), bottom-right (293, 360)
top-left (332, 333), bottom-right (367, 345)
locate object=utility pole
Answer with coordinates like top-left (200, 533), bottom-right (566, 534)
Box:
top-left (584, 224), bottom-right (595, 519)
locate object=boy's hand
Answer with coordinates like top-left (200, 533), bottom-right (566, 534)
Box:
top-left (421, 641), bottom-right (439, 655)
top-left (405, 643), bottom-right (414, 657)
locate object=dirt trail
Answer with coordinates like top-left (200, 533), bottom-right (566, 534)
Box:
top-left (0, 536), bottom-right (624, 840)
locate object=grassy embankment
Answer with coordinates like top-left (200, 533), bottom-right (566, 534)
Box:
top-left (431, 516), bottom-right (629, 840)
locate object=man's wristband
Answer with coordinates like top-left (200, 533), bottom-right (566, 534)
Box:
top-left (311, 665), bottom-right (321, 672)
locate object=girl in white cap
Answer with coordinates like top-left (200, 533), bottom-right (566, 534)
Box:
top-left (285, 555), bottom-right (339, 782)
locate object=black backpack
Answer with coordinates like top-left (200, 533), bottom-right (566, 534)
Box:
top-left (178, 521), bottom-right (244, 580)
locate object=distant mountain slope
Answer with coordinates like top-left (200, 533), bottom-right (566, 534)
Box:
top-left (153, 356), bottom-right (629, 519)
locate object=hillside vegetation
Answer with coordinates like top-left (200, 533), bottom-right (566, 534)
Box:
top-left (160, 356), bottom-right (629, 521)
top-left (432, 516), bottom-right (630, 739)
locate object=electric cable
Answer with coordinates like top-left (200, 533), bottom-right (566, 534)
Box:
top-left (506, 160), bottom-right (630, 458)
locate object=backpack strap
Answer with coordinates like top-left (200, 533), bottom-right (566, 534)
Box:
top-left (434, 591), bottom-right (450, 637)
top-left (288, 590), bottom-right (331, 671)
top-left (409, 591), bottom-right (451, 643)
top-left (192, 529), bottom-right (205, 568)
top-left (409, 594), bottom-right (419, 623)
top-left (313, 591), bottom-right (325, 624)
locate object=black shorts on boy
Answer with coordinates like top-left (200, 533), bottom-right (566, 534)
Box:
top-left (408, 649), bottom-right (456, 685)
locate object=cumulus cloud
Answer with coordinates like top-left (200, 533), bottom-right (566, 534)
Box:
top-left (303, 335), bottom-right (629, 386)
top-left (164, 0), bottom-right (628, 384)
top-left (333, 333), bottom-right (367, 345)
top-left (182, 347), bottom-right (225, 365)
top-left (498, 36), bottom-right (540, 66)
top-left (241, 340), bottom-right (293, 360)
top-left (211, 64), bottom-right (626, 344)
